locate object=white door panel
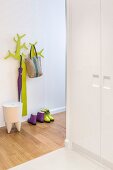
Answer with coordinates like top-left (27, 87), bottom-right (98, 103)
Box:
top-left (69, 0), bottom-right (101, 155)
top-left (101, 0), bottom-right (113, 163)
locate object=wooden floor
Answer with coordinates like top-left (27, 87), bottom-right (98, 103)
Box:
top-left (0, 112), bottom-right (66, 170)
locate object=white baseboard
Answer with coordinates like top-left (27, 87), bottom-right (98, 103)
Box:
top-left (72, 143), bottom-right (112, 170)
top-left (0, 106), bottom-right (66, 127)
top-left (101, 158), bottom-right (113, 170)
top-left (72, 143), bottom-right (101, 162)
top-left (50, 106), bottom-right (66, 114)
top-left (0, 122), bottom-right (5, 128)
top-left (22, 115), bottom-right (29, 122)
top-left (22, 106), bottom-right (66, 122)
top-left (65, 139), bottom-right (72, 149)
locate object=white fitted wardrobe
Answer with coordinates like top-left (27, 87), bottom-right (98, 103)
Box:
top-left (67, 0), bottom-right (113, 168)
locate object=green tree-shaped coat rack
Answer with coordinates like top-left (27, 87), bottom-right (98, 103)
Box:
top-left (5, 34), bottom-right (28, 116)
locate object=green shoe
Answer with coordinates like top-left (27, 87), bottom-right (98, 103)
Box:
top-left (41, 108), bottom-right (54, 121)
top-left (47, 114), bottom-right (54, 121)
top-left (44, 114), bottom-right (50, 123)
top-left (41, 108), bottom-right (49, 113)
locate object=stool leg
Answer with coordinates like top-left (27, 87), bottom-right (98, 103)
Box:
top-left (15, 122), bottom-right (21, 132)
top-left (6, 122), bottom-right (12, 133)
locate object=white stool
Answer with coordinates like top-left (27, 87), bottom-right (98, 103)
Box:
top-left (3, 102), bottom-right (22, 133)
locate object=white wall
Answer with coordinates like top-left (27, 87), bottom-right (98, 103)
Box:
top-left (0, 0), bottom-right (66, 126)
top-left (42, 0), bottom-right (66, 111)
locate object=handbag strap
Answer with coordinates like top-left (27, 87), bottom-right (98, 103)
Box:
top-left (30, 45), bottom-right (38, 59)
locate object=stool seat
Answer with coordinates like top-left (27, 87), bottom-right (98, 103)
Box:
top-left (3, 102), bottom-right (22, 133)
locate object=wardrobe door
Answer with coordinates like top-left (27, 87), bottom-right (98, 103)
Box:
top-left (101, 0), bottom-right (113, 164)
top-left (69, 0), bottom-right (101, 155)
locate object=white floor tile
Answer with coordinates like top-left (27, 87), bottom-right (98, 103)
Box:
top-left (9, 148), bottom-right (110, 170)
